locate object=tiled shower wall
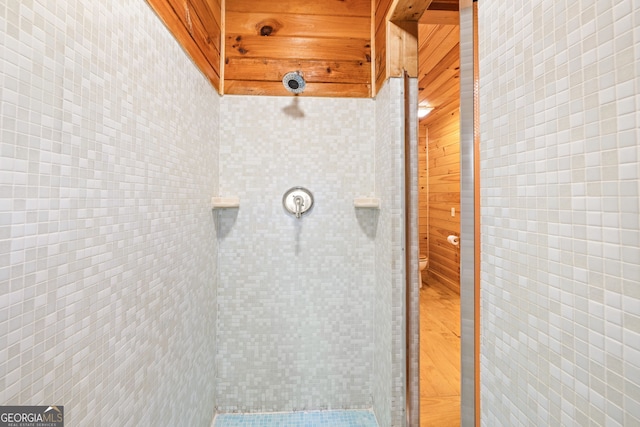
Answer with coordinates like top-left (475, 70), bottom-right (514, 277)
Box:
top-left (372, 77), bottom-right (419, 427)
top-left (0, 1), bottom-right (219, 425)
top-left (217, 95), bottom-right (376, 412)
top-left (372, 80), bottom-right (395, 427)
top-left (480, 1), bottom-right (639, 426)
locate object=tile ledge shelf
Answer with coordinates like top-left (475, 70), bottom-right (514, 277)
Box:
top-left (211, 197), bottom-right (240, 209)
top-left (353, 197), bottom-right (380, 209)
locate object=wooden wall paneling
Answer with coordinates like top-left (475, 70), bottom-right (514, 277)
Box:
top-left (429, 252), bottom-right (459, 280)
top-left (429, 152), bottom-right (458, 172)
top-left (428, 153), bottom-right (458, 170)
top-left (205, 0), bottom-right (222, 29)
top-left (188, 0), bottom-right (222, 52)
top-left (429, 174), bottom-right (460, 189)
top-left (374, 20), bottom-right (388, 93)
top-left (419, 124), bottom-right (429, 262)
top-left (374, 0), bottom-right (395, 47)
top-left (429, 223), bottom-right (459, 246)
top-left (426, 117), bottom-right (459, 138)
top-left (429, 220), bottom-right (459, 249)
top-left (164, 0), bottom-right (216, 54)
top-left (428, 129), bottom-right (459, 149)
top-left (429, 183), bottom-right (459, 196)
top-left (429, 141), bottom-right (460, 165)
top-left (421, 153), bottom-right (461, 284)
top-left (424, 88), bottom-right (460, 290)
top-left (430, 215), bottom-right (459, 235)
top-left (429, 205), bottom-right (459, 219)
top-left (218, 0), bottom-right (224, 92)
top-left (427, 133), bottom-right (459, 154)
top-left (428, 191), bottom-right (459, 204)
top-left (182, 0), bottom-right (220, 59)
top-left (374, 0), bottom-right (393, 94)
top-left (429, 222), bottom-right (459, 243)
top-left (147, 0), bottom-right (222, 89)
top-left (429, 162), bottom-right (459, 178)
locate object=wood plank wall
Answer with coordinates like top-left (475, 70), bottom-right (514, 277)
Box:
top-left (374, 0), bottom-right (393, 95)
top-left (419, 104), bottom-right (460, 291)
top-left (418, 123), bottom-right (429, 262)
top-left (225, 0), bottom-right (371, 97)
top-left (417, 16), bottom-right (460, 292)
top-left (146, 0), bottom-right (222, 90)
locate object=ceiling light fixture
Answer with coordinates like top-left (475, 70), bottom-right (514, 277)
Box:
top-left (418, 106), bottom-right (434, 118)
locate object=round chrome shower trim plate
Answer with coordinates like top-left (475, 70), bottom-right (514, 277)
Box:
top-left (282, 187), bottom-right (314, 218)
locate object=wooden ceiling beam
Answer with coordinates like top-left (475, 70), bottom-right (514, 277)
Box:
top-left (385, 0), bottom-right (434, 79)
top-left (390, 0), bottom-right (434, 22)
top-left (387, 20), bottom-right (419, 77)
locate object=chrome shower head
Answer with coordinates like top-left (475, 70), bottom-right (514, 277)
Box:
top-left (282, 71), bottom-right (306, 94)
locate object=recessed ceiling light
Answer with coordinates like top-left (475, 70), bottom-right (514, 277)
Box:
top-left (418, 106), bottom-right (434, 118)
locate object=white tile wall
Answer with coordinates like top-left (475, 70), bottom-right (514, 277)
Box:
top-left (1, 1), bottom-right (413, 425)
top-left (216, 95), bottom-right (376, 412)
top-left (480, 1), bottom-right (640, 425)
top-left (372, 77), bottom-right (414, 427)
top-left (372, 81), bottom-right (394, 427)
top-left (0, 0), bottom-right (219, 425)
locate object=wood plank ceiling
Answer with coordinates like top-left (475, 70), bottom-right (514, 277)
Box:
top-left (225, 0), bottom-right (371, 97)
top-left (146, 0), bottom-right (460, 101)
top-left (418, 0), bottom-right (460, 124)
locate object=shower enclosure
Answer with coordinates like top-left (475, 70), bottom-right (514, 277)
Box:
top-left (214, 79), bottom-right (417, 426)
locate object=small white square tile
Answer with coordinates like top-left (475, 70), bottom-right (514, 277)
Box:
top-left (480, 1), bottom-right (640, 425)
top-left (1, 0), bottom-right (219, 425)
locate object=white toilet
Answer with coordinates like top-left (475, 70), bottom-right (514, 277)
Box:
top-left (419, 255), bottom-right (428, 289)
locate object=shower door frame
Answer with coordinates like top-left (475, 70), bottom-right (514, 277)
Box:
top-left (389, 1), bottom-right (479, 425)
top-left (459, 1), bottom-right (479, 426)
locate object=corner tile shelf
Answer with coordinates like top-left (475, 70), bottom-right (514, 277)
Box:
top-left (353, 197), bottom-right (380, 209)
top-left (211, 197), bottom-right (240, 209)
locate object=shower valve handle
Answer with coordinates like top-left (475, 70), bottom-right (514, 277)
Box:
top-left (294, 196), bottom-right (303, 218)
top-left (283, 187), bottom-right (314, 219)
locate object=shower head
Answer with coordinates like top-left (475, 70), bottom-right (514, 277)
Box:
top-left (282, 71), bottom-right (306, 94)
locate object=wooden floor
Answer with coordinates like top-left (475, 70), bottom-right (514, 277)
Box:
top-left (419, 274), bottom-right (461, 427)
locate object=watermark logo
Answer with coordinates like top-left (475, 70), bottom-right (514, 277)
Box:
top-left (0, 406), bottom-right (63, 427)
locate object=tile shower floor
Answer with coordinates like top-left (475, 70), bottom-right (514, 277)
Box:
top-left (213, 410), bottom-right (378, 427)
